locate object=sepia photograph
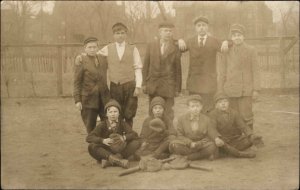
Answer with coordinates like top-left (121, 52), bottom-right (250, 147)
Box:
top-left (1, 1), bottom-right (299, 189)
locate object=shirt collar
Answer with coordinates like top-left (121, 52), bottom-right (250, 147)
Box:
top-left (116, 41), bottom-right (125, 47)
top-left (198, 34), bottom-right (207, 40)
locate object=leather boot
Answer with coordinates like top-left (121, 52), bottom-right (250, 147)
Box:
top-left (108, 154), bottom-right (129, 168)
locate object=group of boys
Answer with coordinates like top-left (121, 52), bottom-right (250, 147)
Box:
top-left (73, 16), bottom-right (263, 169)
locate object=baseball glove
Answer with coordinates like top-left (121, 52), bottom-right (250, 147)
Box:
top-left (139, 157), bottom-right (163, 172)
top-left (149, 118), bottom-right (166, 133)
top-left (109, 133), bottom-right (127, 153)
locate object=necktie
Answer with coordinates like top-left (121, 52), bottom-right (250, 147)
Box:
top-left (199, 37), bottom-right (204, 47)
top-left (94, 57), bottom-right (99, 67)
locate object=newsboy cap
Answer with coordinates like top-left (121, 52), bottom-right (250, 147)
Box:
top-left (193, 16), bottom-right (209, 25)
top-left (105, 99), bottom-right (121, 112)
top-left (158, 21), bottom-right (175, 28)
top-left (186, 95), bottom-right (203, 104)
top-left (230, 24), bottom-right (246, 35)
top-left (83, 37), bottom-right (98, 45)
top-left (112, 22), bottom-right (128, 33)
top-left (214, 92), bottom-right (229, 103)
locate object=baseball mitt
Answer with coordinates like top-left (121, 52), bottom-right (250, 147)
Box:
top-left (109, 133), bottom-right (127, 153)
top-left (139, 157), bottom-right (163, 172)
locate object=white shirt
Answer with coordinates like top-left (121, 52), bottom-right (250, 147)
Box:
top-left (198, 35), bottom-right (208, 46)
top-left (97, 41), bottom-right (143, 88)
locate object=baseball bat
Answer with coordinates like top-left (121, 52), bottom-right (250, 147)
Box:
top-left (119, 157), bottom-right (176, 177)
top-left (189, 163), bottom-right (213, 172)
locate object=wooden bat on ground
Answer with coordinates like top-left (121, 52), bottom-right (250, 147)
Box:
top-left (119, 157), bottom-right (175, 177)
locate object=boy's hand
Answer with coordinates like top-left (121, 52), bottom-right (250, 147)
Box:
top-left (221, 40), bottom-right (229, 52)
top-left (178, 39), bottom-right (187, 51)
top-left (75, 102), bottom-right (82, 111)
top-left (103, 138), bottom-right (113, 146)
top-left (215, 137), bottom-right (225, 147)
top-left (190, 142), bottom-right (196, 149)
top-left (133, 87), bottom-right (141, 97)
top-left (142, 85), bottom-right (147, 94)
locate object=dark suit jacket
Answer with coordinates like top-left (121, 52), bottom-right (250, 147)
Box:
top-left (218, 43), bottom-right (261, 97)
top-left (73, 53), bottom-right (110, 109)
top-left (186, 35), bottom-right (221, 94)
top-left (143, 39), bottom-right (182, 98)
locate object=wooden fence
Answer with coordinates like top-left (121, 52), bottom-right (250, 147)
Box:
top-left (1, 36), bottom-right (299, 97)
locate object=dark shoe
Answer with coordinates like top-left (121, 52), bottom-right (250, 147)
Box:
top-left (108, 154), bottom-right (129, 168)
top-left (101, 159), bottom-right (112, 168)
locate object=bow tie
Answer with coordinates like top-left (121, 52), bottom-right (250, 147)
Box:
top-left (190, 114), bottom-right (199, 121)
top-left (109, 120), bottom-right (118, 130)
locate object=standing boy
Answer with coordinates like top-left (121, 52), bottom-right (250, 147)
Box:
top-left (97, 22), bottom-right (143, 127)
top-left (178, 16), bottom-right (229, 114)
top-left (73, 37), bottom-right (110, 134)
top-left (209, 93), bottom-right (263, 158)
top-left (218, 24), bottom-right (261, 129)
top-left (169, 95), bottom-right (224, 161)
top-left (142, 21), bottom-right (182, 121)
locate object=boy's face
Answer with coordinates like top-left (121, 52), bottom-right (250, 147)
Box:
top-left (159, 28), bottom-right (173, 41)
top-left (195, 22), bottom-right (208, 36)
top-left (231, 32), bottom-right (244, 46)
top-left (188, 101), bottom-right (203, 116)
top-left (152, 105), bottom-right (164, 118)
top-left (106, 106), bottom-right (119, 121)
top-left (215, 99), bottom-right (229, 111)
top-left (84, 42), bottom-right (98, 56)
top-left (113, 30), bottom-right (127, 43)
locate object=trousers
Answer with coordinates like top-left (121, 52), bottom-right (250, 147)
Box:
top-left (110, 81), bottom-right (138, 127)
top-left (88, 140), bottom-right (141, 161)
top-left (229, 96), bottom-right (253, 129)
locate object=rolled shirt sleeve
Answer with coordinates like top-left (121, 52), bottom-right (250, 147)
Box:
top-left (133, 47), bottom-right (143, 88)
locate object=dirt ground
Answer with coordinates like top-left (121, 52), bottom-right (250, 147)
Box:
top-left (1, 93), bottom-right (299, 189)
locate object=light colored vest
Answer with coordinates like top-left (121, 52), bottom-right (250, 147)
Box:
top-left (107, 43), bottom-right (135, 84)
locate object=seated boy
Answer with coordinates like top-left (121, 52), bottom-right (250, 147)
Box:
top-left (169, 95), bottom-right (224, 160)
top-left (86, 99), bottom-right (140, 168)
top-left (209, 93), bottom-right (264, 158)
top-left (137, 96), bottom-right (177, 159)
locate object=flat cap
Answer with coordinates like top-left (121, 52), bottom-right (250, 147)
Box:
top-left (230, 24), bottom-right (246, 35)
top-left (158, 21), bottom-right (175, 28)
top-left (193, 16), bottom-right (209, 25)
top-left (186, 95), bottom-right (203, 104)
top-left (214, 92), bottom-right (229, 103)
top-left (112, 22), bottom-right (128, 33)
top-left (83, 37), bottom-right (98, 45)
